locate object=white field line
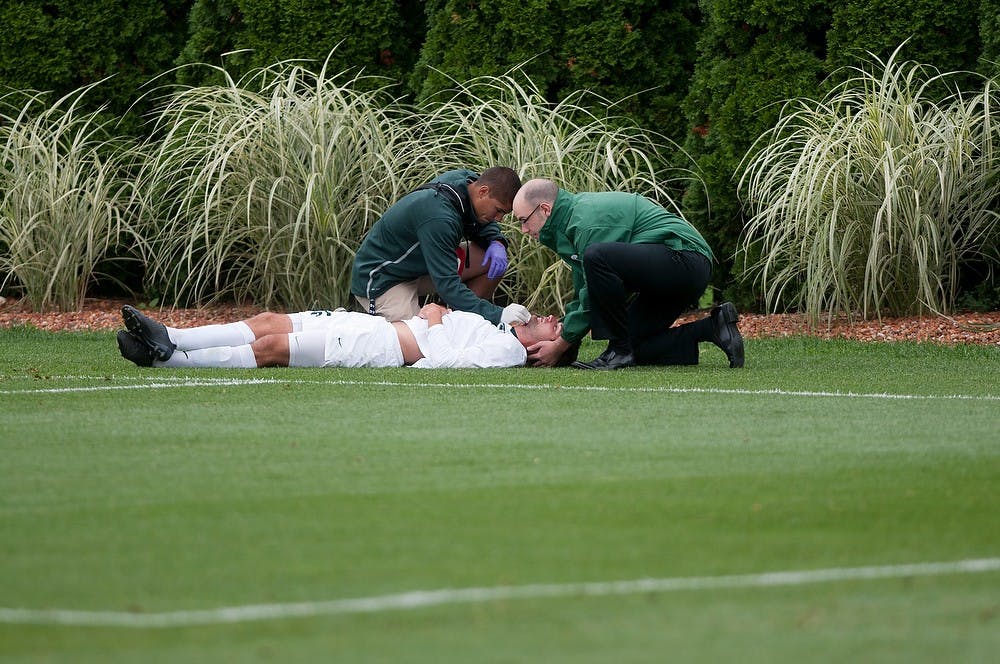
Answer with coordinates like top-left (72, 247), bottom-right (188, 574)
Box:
top-left (0, 376), bottom-right (997, 401)
top-left (1, 558), bottom-right (998, 629)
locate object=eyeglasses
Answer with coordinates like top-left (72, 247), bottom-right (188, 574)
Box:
top-left (516, 203), bottom-right (542, 226)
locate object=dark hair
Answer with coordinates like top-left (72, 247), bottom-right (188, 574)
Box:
top-left (475, 167), bottom-right (521, 204)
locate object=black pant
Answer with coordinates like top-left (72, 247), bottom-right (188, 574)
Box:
top-left (582, 242), bottom-right (713, 365)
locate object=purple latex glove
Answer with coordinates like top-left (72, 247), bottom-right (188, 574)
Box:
top-left (482, 240), bottom-right (508, 279)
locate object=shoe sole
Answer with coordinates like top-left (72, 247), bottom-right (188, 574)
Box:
top-left (116, 330), bottom-right (154, 367)
top-left (121, 305), bottom-right (174, 361)
top-left (571, 359), bottom-right (633, 370)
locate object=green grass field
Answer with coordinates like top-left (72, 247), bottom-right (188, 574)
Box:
top-left (1, 328), bottom-right (998, 662)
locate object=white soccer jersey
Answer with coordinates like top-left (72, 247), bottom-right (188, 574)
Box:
top-left (402, 310), bottom-right (527, 368)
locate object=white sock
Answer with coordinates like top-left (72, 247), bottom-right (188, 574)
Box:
top-left (157, 344), bottom-right (258, 368)
top-left (168, 321), bottom-right (255, 351)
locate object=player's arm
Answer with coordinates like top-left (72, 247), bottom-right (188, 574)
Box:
top-left (412, 310), bottom-right (527, 368)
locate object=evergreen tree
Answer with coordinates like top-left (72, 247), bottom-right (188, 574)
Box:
top-left (413, 0), bottom-right (700, 147)
top-left (827, 0), bottom-right (982, 76)
top-left (682, 0), bottom-right (829, 306)
top-left (560, 0), bottom-right (700, 141)
top-left (979, 0), bottom-right (1000, 78)
top-left (0, 0), bottom-right (191, 133)
top-left (175, 0), bottom-right (425, 87)
top-left (414, 0), bottom-right (572, 103)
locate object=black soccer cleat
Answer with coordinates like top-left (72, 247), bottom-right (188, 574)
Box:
top-left (121, 305), bottom-right (176, 361)
top-left (116, 330), bottom-right (155, 367)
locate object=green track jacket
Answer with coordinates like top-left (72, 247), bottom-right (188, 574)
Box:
top-left (350, 170), bottom-right (508, 324)
top-left (538, 189), bottom-right (714, 344)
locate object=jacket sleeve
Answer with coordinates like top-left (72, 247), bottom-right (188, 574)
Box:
top-left (410, 324), bottom-right (527, 368)
top-left (559, 260), bottom-right (591, 344)
top-left (415, 218), bottom-right (504, 324)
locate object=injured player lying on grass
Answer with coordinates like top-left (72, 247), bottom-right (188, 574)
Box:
top-left (116, 303), bottom-right (562, 369)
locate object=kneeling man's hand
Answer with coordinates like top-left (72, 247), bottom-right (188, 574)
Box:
top-left (501, 303), bottom-right (530, 325)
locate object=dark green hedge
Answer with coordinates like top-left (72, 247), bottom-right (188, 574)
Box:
top-left (681, 0), bottom-right (829, 307)
top-left (413, 0), bottom-right (700, 147)
top-left (827, 0), bottom-right (982, 75)
top-left (980, 0), bottom-right (1000, 78)
top-left (175, 0), bottom-right (425, 87)
top-left (414, 0), bottom-right (565, 102)
top-left (0, 0), bottom-right (190, 133)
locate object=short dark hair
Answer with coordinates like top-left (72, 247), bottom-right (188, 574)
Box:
top-left (475, 167), bottom-right (521, 204)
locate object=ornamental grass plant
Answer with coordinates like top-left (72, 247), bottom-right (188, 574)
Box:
top-left (0, 84), bottom-right (137, 312)
top-left (739, 46), bottom-right (1000, 322)
top-left (134, 58), bottom-right (447, 310)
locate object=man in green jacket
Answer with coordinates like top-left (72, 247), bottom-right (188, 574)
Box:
top-left (512, 178), bottom-right (744, 370)
top-left (351, 167), bottom-right (530, 326)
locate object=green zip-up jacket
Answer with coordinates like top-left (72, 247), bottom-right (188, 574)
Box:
top-left (350, 170), bottom-right (508, 324)
top-left (538, 189), bottom-right (714, 344)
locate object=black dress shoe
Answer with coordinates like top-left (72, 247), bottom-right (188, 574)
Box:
top-left (710, 302), bottom-right (744, 368)
top-left (572, 348), bottom-right (635, 370)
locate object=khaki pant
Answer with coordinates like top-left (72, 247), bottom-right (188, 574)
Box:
top-left (355, 276), bottom-right (437, 322)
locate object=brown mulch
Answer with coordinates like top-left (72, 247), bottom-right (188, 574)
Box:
top-left (1, 295), bottom-right (998, 346)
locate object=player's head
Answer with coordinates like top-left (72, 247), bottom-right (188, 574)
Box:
top-left (511, 314), bottom-right (562, 348)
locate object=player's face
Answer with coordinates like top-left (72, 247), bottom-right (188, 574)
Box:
top-left (524, 314), bottom-right (562, 342)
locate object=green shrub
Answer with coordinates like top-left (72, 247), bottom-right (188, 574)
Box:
top-left (827, 0), bottom-right (982, 86)
top-left (0, 0), bottom-right (190, 135)
top-left (413, 0), bottom-right (700, 148)
top-left (413, 0), bottom-right (564, 104)
top-left (684, 0), bottom-right (991, 310)
top-left (175, 0), bottom-right (424, 89)
top-left (981, 0), bottom-right (1000, 78)
top-left (682, 0), bottom-right (829, 308)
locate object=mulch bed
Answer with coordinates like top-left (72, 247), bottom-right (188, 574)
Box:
top-left (1, 296), bottom-right (998, 346)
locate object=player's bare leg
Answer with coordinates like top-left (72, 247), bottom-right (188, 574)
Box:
top-left (461, 242), bottom-right (502, 299)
